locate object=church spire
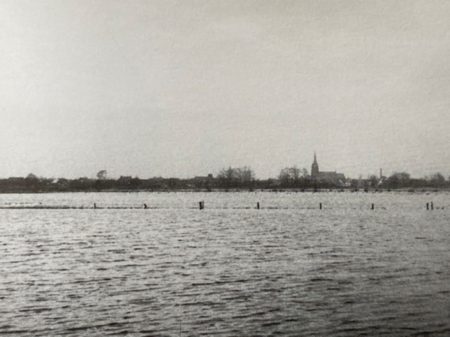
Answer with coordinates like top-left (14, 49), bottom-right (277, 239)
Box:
top-left (311, 152), bottom-right (319, 177)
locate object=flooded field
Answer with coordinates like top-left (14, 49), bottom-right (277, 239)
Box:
top-left (0, 192), bottom-right (449, 336)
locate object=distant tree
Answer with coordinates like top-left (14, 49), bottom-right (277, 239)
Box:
top-left (56, 178), bottom-right (69, 191)
top-left (350, 179), bottom-right (359, 189)
top-left (26, 173), bottom-right (39, 181)
top-left (278, 168), bottom-right (291, 185)
top-left (165, 178), bottom-right (180, 189)
top-left (97, 170), bottom-right (107, 180)
top-left (217, 166), bottom-right (255, 188)
top-left (368, 175), bottom-right (379, 188)
top-left (428, 172), bottom-right (445, 187)
top-left (70, 177), bottom-right (95, 191)
top-left (25, 173), bottom-right (40, 192)
top-left (278, 166), bottom-right (308, 187)
top-left (385, 172), bottom-right (410, 189)
top-left (217, 167), bottom-right (233, 181)
top-left (236, 166), bottom-right (255, 183)
top-left (118, 176), bottom-right (132, 187)
top-left (301, 168), bottom-right (309, 177)
top-left (279, 167), bottom-right (295, 186)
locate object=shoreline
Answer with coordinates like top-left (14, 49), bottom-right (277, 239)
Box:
top-left (0, 188), bottom-right (449, 194)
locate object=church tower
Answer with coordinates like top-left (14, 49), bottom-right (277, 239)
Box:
top-left (311, 152), bottom-right (319, 177)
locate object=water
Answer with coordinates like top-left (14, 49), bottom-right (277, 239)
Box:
top-left (0, 192), bottom-right (449, 336)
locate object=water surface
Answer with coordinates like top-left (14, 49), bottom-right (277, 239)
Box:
top-left (0, 192), bottom-right (449, 336)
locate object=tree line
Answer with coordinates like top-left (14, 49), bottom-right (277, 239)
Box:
top-left (0, 168), bottom-right (448, 193)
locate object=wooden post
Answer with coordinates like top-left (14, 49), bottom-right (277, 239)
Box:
top-left (94, 203), bottom-right (97, 209)
top-left (256, 202), bottom-right (260, 209)
top-left (319, 203), bottom-right (322, 210)
top-left (199, 201), bottom-right (204, 210)
top-left (426, 202), bottom-right (429, 210)
top-left (371, 203), bottom-right (374, 210)
top-left (430, 202), bottom-right (434, 210)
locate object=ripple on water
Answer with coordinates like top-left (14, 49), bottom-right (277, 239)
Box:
top-left (0, 192), bottom-right (449, 336)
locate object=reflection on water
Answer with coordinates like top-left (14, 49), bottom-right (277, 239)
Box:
top-left (0, 192), bottom-right (449, 336)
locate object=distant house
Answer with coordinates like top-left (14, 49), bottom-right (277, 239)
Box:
top-left (191, 174), bottom-right (214, 188)
top-left (193, 173), bottom-right (214, 183)
top-left (310, 153), bottom-right (346, 185)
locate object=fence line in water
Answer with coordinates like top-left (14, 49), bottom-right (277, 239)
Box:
top-left (0, 201), bottom-right (446, 210)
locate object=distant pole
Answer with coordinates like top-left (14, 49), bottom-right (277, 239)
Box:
top-left (199, 201), bottom-right (204, 210)
top-left (94, 203), bottom-right (97, 209)
top-left (256, 202), bottom-right (260, 209)
top-left (431, 202), bottom-right (434, 210)
top-left (319, 202), bottom-right (322, 210)
top-left (426, 202), bottom-right (429, 210)
top-left (371, 203), bottom-right (374, 210)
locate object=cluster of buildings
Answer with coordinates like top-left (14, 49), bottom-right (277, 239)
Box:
top-left (193, 153), bottom-right (385, 188)
top-left (310, 152), bottom-right (346, 185)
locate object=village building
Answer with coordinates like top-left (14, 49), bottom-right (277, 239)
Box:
top-left (310, 153), bottom-right (346, 185)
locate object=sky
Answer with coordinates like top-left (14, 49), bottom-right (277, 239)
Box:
top-left (1, 0), bottom-right (449, 179)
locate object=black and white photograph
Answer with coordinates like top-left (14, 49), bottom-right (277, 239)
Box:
top-left (0, 1), bottom-right (449, 336)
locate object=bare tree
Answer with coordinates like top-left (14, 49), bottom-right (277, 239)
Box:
top-left (428, 172), bottom-right (445, 187)
top-left (278, 166), bottom-right (308, 186)
top-left (97, 170), bottom-right (107, 180)
top-left (217, 166), bottom-right (255, 187)
top-left (368, 175), bottom-right (379, 188)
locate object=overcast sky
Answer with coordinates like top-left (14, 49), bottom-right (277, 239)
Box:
top-left (1, 0), bottom-right (449, 179)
